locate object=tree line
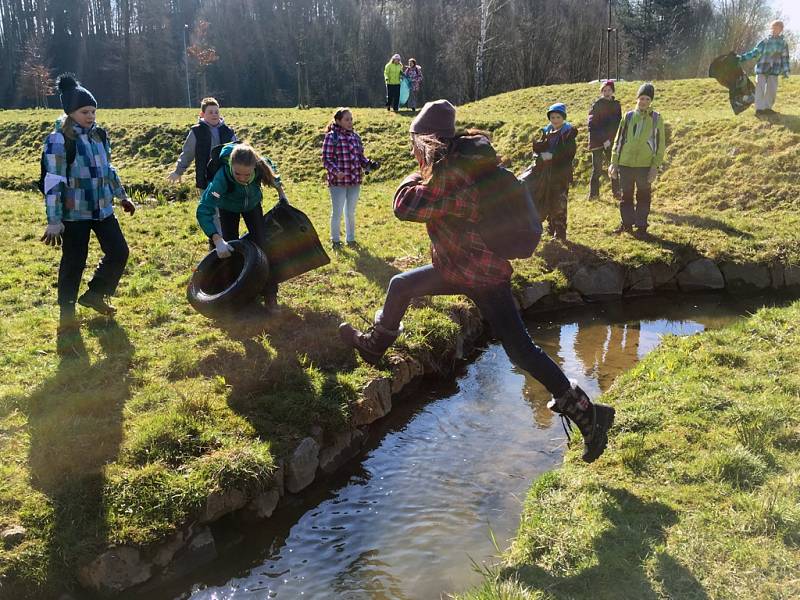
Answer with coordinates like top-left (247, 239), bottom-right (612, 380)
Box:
top-left (1, 0), bottom-right (781, 109)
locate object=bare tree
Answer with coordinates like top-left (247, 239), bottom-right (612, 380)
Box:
top-left (17, 35), bottom-right (53, 107)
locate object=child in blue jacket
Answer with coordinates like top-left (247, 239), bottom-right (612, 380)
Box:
top-left (532, 103), bottom-right (577, 241)
top-left (40, 74), bottom-right (136, 334)
top-left (196, 142), bottom-right (287, 310)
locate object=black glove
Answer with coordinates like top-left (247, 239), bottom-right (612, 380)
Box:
top-left (365, 160), bottom-right (381, 173)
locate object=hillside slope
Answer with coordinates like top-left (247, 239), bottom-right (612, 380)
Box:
top-left (0, 78), bottom-right (799, 597)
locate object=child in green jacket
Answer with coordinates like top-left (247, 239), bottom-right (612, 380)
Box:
top-left (609, 83), bottom-right (666, 239)
top-left (196, 142), bottom-right (287, 310)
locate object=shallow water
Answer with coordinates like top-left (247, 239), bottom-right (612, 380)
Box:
top-left (154, 293), bottom-right (792, 600)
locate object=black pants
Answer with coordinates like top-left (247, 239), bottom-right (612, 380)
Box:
top-left (386, 84), bottom-right (400, 111)
top-left (217, 206), bottom-right (278, 298)
top-left (379, 265), bottom-right (571, 396)
top-left (618, 166), bottom-right (652, 229)
top-left (590, 147), bottom-right (619, 198)
top-left (58, 215), bottom-right (129, 307)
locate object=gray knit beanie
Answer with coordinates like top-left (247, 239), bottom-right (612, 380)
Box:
top-left (637, 83), bottom-right (655, 100)
top-left (57, 73), bottom-right (97, 114)
top-left (409, 99), bottom-right (456, 138)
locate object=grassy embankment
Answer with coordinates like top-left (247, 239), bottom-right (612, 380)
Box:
top-left (0, 78), bottom-right (799, 596)
top-left (456, 301), bottom-right (800, 600)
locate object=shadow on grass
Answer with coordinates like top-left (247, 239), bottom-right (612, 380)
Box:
top-left (656, 211), bottom-right (754, 239)
top-left (196, 304), bottom-right (358, 450)
top-left (769, 112), bottom-right (800, 133)
top-left (506, 487), bottom-right (708, 600)
top-left (25, 318), bottom-right (134, 590)
top-left (353, 246), bottom-right (401, 289)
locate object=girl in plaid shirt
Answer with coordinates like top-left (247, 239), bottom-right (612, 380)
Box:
top-left (41, 74), bottom-right (136, 336)
top-left (321, 108), bottom-right (379, 249)
top-left (339, 100), bottom-right (614, 464)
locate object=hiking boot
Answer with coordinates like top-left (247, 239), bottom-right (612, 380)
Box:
top-left (633, 227), bottom-right (650, 240)
top-left (77, 290), bottom-right (117, 316)
top-left (613, 223), bottom-right (633, 235)
top-left (548, 381), bottom-right (615, 463)
top-left (339, 312), bottom-right (402, 366)
top-left (755, 109), bottom-right (766, 117)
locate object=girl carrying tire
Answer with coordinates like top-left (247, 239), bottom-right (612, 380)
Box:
top-left (196, 142), bottom-right (287, 311)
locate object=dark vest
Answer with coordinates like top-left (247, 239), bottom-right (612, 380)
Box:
top-left (191, 121), bottom-right (235, 189)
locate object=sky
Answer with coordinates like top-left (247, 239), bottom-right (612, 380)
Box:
top-left (772, 0), bottom-right (800, 29)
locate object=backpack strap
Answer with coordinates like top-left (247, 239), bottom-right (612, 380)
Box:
top-left (648, 111), bottom-right (660, 154)
top-left (614, 110), bottom-right (634, 155)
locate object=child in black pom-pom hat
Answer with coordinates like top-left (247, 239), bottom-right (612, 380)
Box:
top-left (40, 74), bottom-right (136, 337)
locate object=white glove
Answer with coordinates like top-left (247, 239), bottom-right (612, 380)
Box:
top-left (603, 140), bottom-right (612, 149)
top-left (41, 222), bottom-right (65, 246)
top-left (608, 164), bottom-right (619, 179)
top-left (167, 171), bottom-right (182, 184)
top-left (214, 238), bottom-right (234, 259)
top-left (540, 152), bottom-right (553, 161)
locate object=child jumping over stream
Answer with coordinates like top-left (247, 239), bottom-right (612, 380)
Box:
top-left (338, 100), bottom-right (615, 463)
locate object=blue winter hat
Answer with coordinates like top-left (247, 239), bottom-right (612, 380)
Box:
top-left (57, 73), bottom-right (97, 114)
top-left (547, 103), bottom-right (567, 119)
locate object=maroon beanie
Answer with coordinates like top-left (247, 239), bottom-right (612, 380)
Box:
top-left (409, 99), bottom-right (456, 138)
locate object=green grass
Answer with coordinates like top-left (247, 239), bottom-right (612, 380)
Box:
top-left (1, 77), bottom-right (800, 597)
top-left (454, 302), bottom-right (800, 600)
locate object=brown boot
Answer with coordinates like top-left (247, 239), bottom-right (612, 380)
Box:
top-left (339, 312), bottom-right (402, 366)
top-left (548, 382), bottom-right (615, 463)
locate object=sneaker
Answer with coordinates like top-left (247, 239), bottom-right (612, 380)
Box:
top-left (633, 227), bottom-right (650, 240)
top-left (346, 240), bottom-right (360, 249)
top-left (332, 241), bottom-right (343, 251)
top-left (77, 290), bottom-right (117, 316)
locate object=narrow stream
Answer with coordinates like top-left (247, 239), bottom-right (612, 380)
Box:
top-left (154, 293), bottom-right (792, 600)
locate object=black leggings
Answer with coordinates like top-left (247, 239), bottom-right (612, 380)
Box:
top-left (58, 215), bottom-right (129, 307)
top-left (217, 205), bottom-right (278, 298)
top-left (386, 84), bottom-right (400, 111)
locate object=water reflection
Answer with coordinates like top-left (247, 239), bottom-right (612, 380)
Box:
top-left (150, 294), bottom-right (793, 600)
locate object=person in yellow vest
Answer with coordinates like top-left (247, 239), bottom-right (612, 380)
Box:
top-left (384, 54), bottom-right (403, 112)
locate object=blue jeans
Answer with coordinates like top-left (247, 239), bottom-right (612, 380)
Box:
top-left (329, 185), bottom-right (361, 242)
top-left (379, 264), bottom-right (571, 396)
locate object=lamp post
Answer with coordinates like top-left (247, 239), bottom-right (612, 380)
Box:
top-left (183, 24), bottom-right (191, 108)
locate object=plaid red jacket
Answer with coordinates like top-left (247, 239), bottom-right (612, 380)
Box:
top-left (393, 150), bottom-right (513, 288)
top-left (321, 124), bottom-right (369, 187)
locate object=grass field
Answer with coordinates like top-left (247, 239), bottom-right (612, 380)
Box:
top-left (455, 301), bottom-right (800, 600)
top-left (1, 77), bottom-right (799, 597)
